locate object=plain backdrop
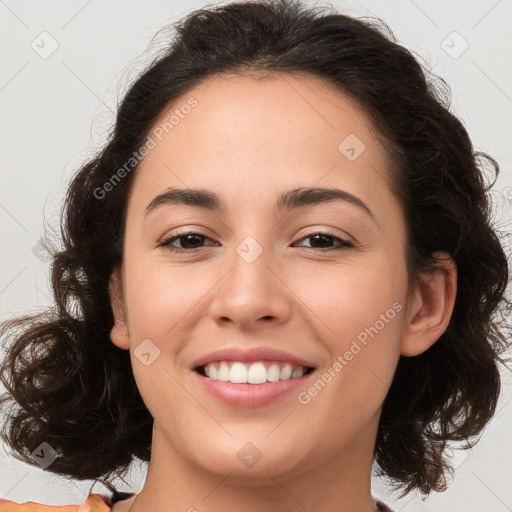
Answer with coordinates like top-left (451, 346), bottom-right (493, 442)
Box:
top-left (1, 1), bottom-right (511, 511)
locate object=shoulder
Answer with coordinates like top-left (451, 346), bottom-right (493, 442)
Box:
top-left (0, 494), bottom-right (112, 512)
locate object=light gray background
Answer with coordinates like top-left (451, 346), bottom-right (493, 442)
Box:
top-left (1, 1), bottom-right (511, 510)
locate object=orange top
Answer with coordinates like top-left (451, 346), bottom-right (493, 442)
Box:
top-left (0, 494), bottom-right (113, 512)
top-left (0, 495), bottom-right (394, 511)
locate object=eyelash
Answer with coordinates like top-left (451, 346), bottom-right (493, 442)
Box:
top-left (158, 230), bottom-right (354, 253)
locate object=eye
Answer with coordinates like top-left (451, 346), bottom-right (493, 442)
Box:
top-left (159, 231), bottom-right (217, 253)
top-left (158, 230), bottom-right (354, 254)
top-left (293, 231), bottom-right (354, 251)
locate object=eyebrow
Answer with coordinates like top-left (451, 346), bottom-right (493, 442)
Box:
top-left (144, 186), bottom-right (376, 223)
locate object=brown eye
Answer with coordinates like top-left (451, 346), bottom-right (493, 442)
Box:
top-left (294, 232), bottom-right (354, 251)
top-left (159, 232), bottom-right (215, 253)
top-left (158, 230), bottom-right (354, 254)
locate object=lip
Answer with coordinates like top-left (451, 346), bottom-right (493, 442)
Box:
top-left (193, 369), bottom-right (316, 407)
top-left (190, 346), bottom-right (317, 370)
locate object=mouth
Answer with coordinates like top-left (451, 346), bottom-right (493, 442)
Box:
top-left (190, 346), bottom-right (318, 406)
top-left (195, 360), bottom-right (316, 384)
top-left (193, 360), bottom-right (316, 407)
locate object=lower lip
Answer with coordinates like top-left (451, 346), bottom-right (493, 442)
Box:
top-left (193, 370), bottom-right (315, 407)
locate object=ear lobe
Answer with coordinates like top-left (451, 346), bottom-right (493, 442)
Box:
top-left (400, 252), bottom-right (457, 357)
top-left (109, 267), bottom-right (130, 350)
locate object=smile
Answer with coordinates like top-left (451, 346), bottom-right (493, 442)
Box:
top-left (194, 363), bottom-right (316, 407)
top-left (197, 360), bottom-right (314, 384)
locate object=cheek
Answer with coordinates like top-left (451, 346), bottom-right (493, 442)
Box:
top-left (121, 256), bottom-right (215, 394)
top-left (292, 252), bottom-right (406, 410)
top-left (123, 257), bottom-right (213, 339)
top-left (292, 250), bottom-right (407, 344)
top-left (121, 256), bottom-right (205, 424)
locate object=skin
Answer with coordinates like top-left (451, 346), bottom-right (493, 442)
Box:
top-left (108, 73), bottom-right (457, 512)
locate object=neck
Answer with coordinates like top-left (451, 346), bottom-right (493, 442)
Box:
top-left (129, 416), bottom-right (379, 512)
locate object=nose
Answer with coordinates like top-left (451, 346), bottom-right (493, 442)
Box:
top-left (208, 239), bottom-right (292, 330)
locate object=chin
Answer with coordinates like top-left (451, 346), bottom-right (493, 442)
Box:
top-left (183, 432), bottom-right (314, 484)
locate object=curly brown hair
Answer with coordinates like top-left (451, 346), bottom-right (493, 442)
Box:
top-left (1, 0), bottom-right (510, 498)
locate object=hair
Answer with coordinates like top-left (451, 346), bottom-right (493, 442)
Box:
top-left (1, 0), bottom-right (510, 498)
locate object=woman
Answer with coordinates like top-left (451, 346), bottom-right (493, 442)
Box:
top-left (0, 0), bottom-right (510, 511)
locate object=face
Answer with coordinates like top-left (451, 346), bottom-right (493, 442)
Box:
top-left (109, 72), bottom-right (436, 483)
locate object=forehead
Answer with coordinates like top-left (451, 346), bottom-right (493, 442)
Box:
top-left (128, 72), bottom-right (396, 220)
top-left (152, 72), bottom-right (373, 161)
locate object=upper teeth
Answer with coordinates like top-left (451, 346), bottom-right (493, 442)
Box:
top-left (203, 361), bottom-right (308, 384)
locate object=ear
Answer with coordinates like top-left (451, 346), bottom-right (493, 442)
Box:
top-left (401, 251), bottom-right (457, 357)
top-left (108, 267), bottom-right (130, 350)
